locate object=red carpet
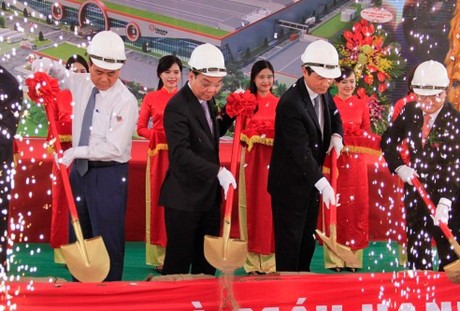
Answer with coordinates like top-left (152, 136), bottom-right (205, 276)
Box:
top-left (3, 272), bottom-right (458, 310)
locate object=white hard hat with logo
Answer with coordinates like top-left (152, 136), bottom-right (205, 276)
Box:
top-left (411, 60), bottom-right (449, 96)
top-left (300, 40), bottom-right (341, 79)
top-left (87, 30), bottom-right (126, 70)
top-left (189, 43), bottom-right (227, 78)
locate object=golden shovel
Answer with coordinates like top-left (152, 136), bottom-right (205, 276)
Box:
top-left (43, 90), bottom-right (110, 282)
top-left (316, 149), bottom-right (360, 267)
top-left (204, 115), bottom-right (247, 271)
top-left (412, 177), bottom-right (460, 283)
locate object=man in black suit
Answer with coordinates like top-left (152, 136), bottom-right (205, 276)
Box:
top-left (268, 40), bottom-right (344, 272)
top-left (0, 66), bottom-right (21, 272)
top-left (159, 44), bottom-right (236, 275)
top-left (381, 60), bottom-right (460, 271)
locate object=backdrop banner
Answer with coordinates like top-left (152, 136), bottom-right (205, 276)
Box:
top-left (4, 272), bottom-right (459, 310)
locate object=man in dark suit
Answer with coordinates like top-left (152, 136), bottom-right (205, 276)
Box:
top-left (268, 40), bottom-right (344, 272)
top-left (159, 44), bottom-right (235, 275)
top-left (0, 66), bottom-right (21, 272)
top-left (381, 60), bottom-right (460, 271)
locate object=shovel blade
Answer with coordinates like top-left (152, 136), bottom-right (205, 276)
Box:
top-left (444, 260), bottom-right (460, 284)
top-left (61, 236), bottom-right (110, 283)
top-left (204, 235), bottom-right (247, 271)
top-left (315, 229), bottom-right (360, 268)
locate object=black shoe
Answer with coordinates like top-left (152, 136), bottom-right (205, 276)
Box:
top-left (247, 271), bottom-right (264, 276)
top-left (328, 267), bottom-right (342, 272)
top-left (155, 265), bottom-right (163, 274)
top-left (346, 267), bottom-right (358, 273)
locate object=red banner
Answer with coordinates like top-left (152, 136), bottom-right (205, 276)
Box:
top-left (4, 272), bottom-right (459, 310)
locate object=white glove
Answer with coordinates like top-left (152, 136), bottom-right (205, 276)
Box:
top-left (59, 146), bottom-right (88, 168)
top-left (395, 165), bottom-right (418, 185)
top-left (327, 134), bottom-right (343, 158)
top-left (217, 167), bottom-right (237, 200)
top-left (315, 177), bottom-right (336, 208)
top-left (60, 148), bottom-right (75, 168)
top-left (31, 57), bottom-right (53, 73)
top-left (432, 198), bottom-right (451, 226)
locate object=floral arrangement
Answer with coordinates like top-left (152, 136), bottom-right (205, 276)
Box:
top-left (336, 18), bottom-right (406, 134)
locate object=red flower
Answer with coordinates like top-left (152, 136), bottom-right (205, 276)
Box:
top-left (378, 83), bottom-right (387, 93)
top-left (368, 65), bottom-right (378, 73)
top-left (363, 75), bottom-right (374, 85)
top-left (26, 72), bottom-right (60, 106)
top-left (377, 71), bottom-right (386, 82)
top-left (343, 30), bottom-right (354, 41)
top-left (225, 90), bottom-right (257, 119)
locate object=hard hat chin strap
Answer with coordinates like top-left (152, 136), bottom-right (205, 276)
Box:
top-left (89, 54), bottom-right (125, 65)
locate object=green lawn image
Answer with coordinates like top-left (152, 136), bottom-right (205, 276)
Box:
top-left (74, 0), bottom-right (229, 37)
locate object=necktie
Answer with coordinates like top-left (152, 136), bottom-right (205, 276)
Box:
top-left (313, 96), bottom-right (321, 120)
top-left (200, 100), bottom-right (214, 135)
top-left (75, 87), bottom-right (98, 175)
top-left (421, 113), bottom-right (431, 148)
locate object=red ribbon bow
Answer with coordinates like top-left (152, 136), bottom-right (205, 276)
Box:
top-left (26, 72), bottom-right (61, 106)
top-left (225, 90), bottom-right (258, 119)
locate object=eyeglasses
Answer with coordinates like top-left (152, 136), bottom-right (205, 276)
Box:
top-left (416, 92), bottom-right (444, 101)
top-left (196, 77), bottom-right (223, 90)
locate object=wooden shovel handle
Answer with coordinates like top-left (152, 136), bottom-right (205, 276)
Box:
top-left (329, 148), bottom-right (338, 226)
top-left (223, 116), bottom-right (243, 221)
top-left (411, 177), bottom-right (455, 240)
top-left (44, 104), bottom-right (80, 222)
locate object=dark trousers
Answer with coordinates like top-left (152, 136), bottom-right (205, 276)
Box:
top-left (162, 206), bottom-right (220, 275)
top-left (405, 188), bottom-right (459, 271)
top-left (0, 160), bottom-right (14, 270)
top-left (271, 192), bottom-right (320, 272)
top-left (69, 163), bottom-right (128, 281)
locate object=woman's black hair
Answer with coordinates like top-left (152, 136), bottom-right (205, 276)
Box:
top-left (157, 55), bottom-right (183, 90)
top-left (65, 54), bottom-right (89, 72)
top-left (334, 66), bottom-right (354, 83)
top-left (249, 60), bottom-right (274, 95)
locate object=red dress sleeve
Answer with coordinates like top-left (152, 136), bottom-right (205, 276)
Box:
top-left (138, 93), bottom-right (154, 139)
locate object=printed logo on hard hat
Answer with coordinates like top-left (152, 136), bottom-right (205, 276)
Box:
top-left (87, 31), bottom-right (127, 71)
top-left (411, 60), bottom-right (449, 96)
top-left (189, 43), bottom-right (227, 78)
top-left (300, 40), bottom-right (341, 79)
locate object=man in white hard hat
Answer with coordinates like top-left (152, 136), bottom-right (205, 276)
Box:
top-left (268, 39), bottom-right (344, 272)
top-left (33, 30), bottom-right (138, 281)
top-left (159, 43), bottom-right (235, 275)
top-left (381, 60), bottom-right (460, 271)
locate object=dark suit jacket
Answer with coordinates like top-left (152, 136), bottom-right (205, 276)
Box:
top-left (268, 77), bottom-right (343, 208)
top-left (381, 102), bottom-right (460, 207)
top-left (159, 83), bottom-right (232, 212)
top-left (0, 66), bottom-right (21, 165)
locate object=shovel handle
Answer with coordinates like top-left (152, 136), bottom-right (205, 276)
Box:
top-left (44, 103), bottom-right (80, 222)
top-left (329, 149), bottom-right (338, 226)
top-left (223, 116), bottom-right (244, 221)
top-left (411, 177), bottom-right (455, 240)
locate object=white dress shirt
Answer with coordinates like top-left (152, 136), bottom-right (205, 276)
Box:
top-left (45, 60), bottom-right (138, 163)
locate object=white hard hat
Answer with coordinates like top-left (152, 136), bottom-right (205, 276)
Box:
top-left (300, 40), bottom-right (341, 79)
top-left (188, 43), bottom-right (227, 78)
top-left (87, 31), bottom-right (126, 70)
top-left (411, 60), bottom-right (449, 96)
